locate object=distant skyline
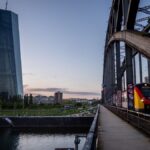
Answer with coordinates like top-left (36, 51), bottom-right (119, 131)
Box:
top-left (0, 0), bottom-right (112, 98)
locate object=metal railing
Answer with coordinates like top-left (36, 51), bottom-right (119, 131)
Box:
top-left (105, 105), bottom-right (150, 135)
top-left (82, 105), bottom-right (100, 150)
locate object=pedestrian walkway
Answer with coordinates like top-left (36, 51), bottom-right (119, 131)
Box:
top-left (99, 105), bottom-right (150, 150)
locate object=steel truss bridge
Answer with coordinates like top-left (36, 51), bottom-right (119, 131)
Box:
top-left (102, 0), bottom-right (150, 109)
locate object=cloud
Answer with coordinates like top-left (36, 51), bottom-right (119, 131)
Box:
top-left (23, 73), bottom-right (34, 76)
top-left (26, 87), bottom-right (100, 96)
top-left (29, 88), bottom-right (66, 92)
top-left (64, 91), bottom-right (100, 96)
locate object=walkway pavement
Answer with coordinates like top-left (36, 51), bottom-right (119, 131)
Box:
top-left (99, 105), bottom-right (150, 150)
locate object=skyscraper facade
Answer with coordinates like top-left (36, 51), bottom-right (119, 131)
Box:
top-left (0, 9), bottom-right (23, 98)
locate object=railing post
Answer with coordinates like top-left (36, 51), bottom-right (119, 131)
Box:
top-left (137, 113), bottom-right (140, 128)
top-left (127, 109), bottom-right (129, 122)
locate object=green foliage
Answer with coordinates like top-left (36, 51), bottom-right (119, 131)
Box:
top-left (0, 95), bottom-right (23, 109)
top-left (0, 106), bottom-right (81, 116)
top-left (29, 94), bottom-right (33, 105)
top-left (75, 102), bottom-right (82, 107)
top-left (0, 99), bottom-right (2, 110)
top-left (0, 97), bottom-right (93, 116)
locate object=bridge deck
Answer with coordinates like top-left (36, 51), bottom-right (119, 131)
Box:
top-left (99, 105), bottom-right (150, 150)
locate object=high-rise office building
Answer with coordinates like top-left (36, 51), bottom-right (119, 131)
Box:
top-left (0, 9), bottom-right (23, 98)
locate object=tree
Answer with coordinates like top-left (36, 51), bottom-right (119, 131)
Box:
top-left (29, 94), bottom-right (33, 105)
top-left (0, 99), bottom-right (2, 110)
top-left (24, 94), bottom-right (29, 108)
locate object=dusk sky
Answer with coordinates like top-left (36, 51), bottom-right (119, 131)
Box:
top-left (1, 0), bottom-right (112, 99)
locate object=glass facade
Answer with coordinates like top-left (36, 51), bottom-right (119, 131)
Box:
top-left (0, 9), bottom-right (23, 97)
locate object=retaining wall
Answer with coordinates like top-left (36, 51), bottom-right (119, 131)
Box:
top-left (0, 116), bottom-right (93, 133)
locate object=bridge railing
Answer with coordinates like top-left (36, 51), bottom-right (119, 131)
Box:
top-left (105, 105), bottom-right (150, 135)
top-left (82, 105), bottom-right (100, 150)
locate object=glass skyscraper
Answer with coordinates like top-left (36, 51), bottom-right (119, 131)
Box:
top-left (0, 9), bottom-right (23, 98)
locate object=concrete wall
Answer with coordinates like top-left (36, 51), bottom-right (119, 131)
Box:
top-left (0, 116), bottom-right (93, 132)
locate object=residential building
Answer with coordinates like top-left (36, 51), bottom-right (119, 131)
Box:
top-left (33, 95), bottom-right (55, 104)
top-left (54, 91), bottom-right (63, 104)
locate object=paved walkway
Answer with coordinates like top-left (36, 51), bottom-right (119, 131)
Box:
top-left (99, 105), bottom-right (150, 150)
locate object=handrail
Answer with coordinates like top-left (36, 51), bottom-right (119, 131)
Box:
top-left (108, 105), bottom-right (150, 118)
top-left (105, 105), bottom-right (150, 135)
top-left (82, 105), bottom-right (99, 150)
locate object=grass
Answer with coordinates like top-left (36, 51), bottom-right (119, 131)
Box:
top-left (0, 108), bottom-right (81, 116)
top-left (0, 103), bottom-right (90, 116)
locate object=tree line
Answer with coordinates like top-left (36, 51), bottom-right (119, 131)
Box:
top-left (0, 94), bottom-right (33, 109)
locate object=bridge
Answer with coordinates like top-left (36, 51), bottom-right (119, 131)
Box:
top-left (102, 0), bottom-right (150, 109)
top-left (93, 0), bottom-right (150, 150)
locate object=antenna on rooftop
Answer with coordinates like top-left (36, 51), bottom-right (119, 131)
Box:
top-left (5, 0), bottom-right (8, 10)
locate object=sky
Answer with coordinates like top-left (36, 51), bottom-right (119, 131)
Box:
top-left (1, 0), bottom-right (112, 99)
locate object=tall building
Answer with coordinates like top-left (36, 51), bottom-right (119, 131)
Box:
top-left (54, 92), bottom-right (63, 104)
top-left (0, 9), bottom-right (23, 98)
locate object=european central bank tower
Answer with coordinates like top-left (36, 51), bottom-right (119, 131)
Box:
top-left (0, 9), bottom-right (23, 98)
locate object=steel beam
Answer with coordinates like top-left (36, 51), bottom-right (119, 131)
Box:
top-left (125, 45), bottom-right (134, 110)
top-left (139, 54), bottom-right (143, 83)
top-left (148, 60), bottom-right (150, 82)
top-left (133, 56), bottom-right (136, 84)
top-left (126, 0), bottom-right (140, 29)
top-left (116, 42), bottom-right (122, 89)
